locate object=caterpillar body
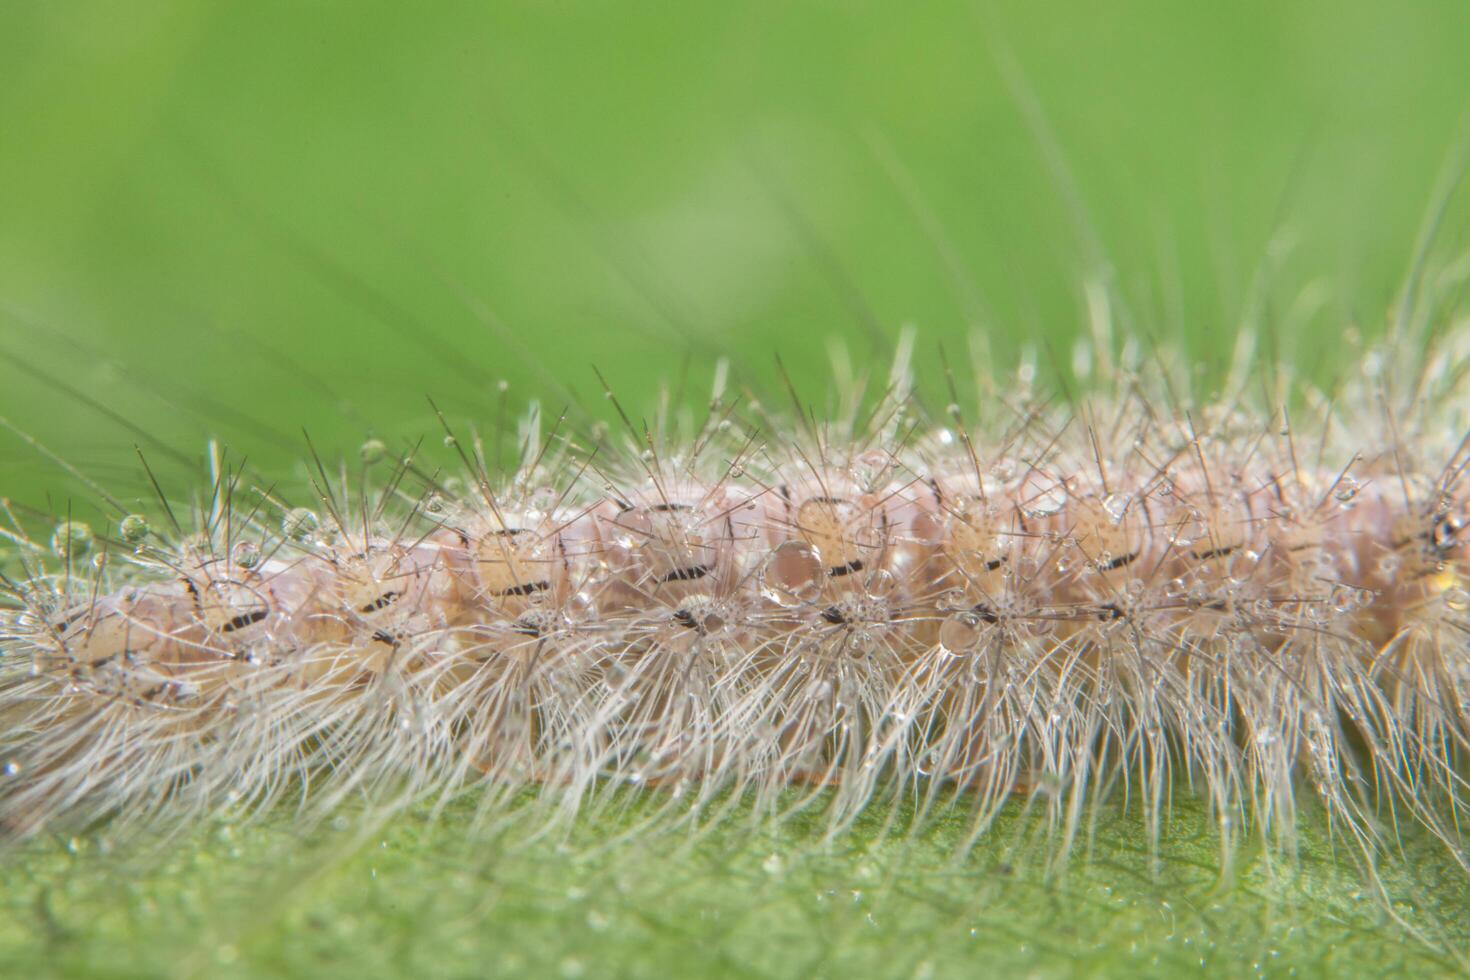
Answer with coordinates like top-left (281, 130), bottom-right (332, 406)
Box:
top-left (2, 325), bottom-right (1469, 881)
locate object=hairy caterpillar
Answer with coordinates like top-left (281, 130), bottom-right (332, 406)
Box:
top-left (1, 315), bottom-right (1468, 891)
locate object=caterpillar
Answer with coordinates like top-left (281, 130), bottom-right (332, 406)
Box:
top-left (1, 317), bottom-right (1468, 889)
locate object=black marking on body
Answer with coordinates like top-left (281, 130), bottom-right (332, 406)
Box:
top-left (821, 605), bottom-right (848, 625)
top-left (138, 681), bottom-right (187, 704)
top-left (972, 602), bottom-right (1000, 624)
top-left (221, 609), bottom-right (268, 633)
top-left (360, 591), bottom-right (401, 613)
top-left (52, 608), bottom-right (89, 637)
top-left (658, 563), bottom-right (710, 584)
top-left (495, 579), bottom-right (550, 597)
top-left (1097, 550), bottom-right (1139, 572)
top-left (1191, 545), bottom-right (1236, 561)
top-left (828, 559), bottom-right (864, 577)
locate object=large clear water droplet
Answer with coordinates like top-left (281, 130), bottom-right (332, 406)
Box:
top-left (762, 541), bottom-right (825, 607)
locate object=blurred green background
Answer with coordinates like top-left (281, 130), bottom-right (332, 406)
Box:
top-left (4, 1), bottom-right (1470, 976)
top-left (5, 0), bottom-right (1470, 503)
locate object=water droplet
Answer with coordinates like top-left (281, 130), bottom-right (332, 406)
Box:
top-left (851, 450), bottom-right (892, 493)
top-left (939, 611), bottom-right (983, 652)
top-left (1024, 485), bottom-right (1066, 519)
top-left (233, 541), bottom-right (261, 570)
top-left (864, 568), bottom-right (897, 599)
top-left (51, 521), bottom-right (93, 559)
top-left (762, 541), bottom-right (825, 606)
top-left (281, 508), bottom-right (319, 541)
top-left (360, 438), bottom-right (387, 464)
top-left (934, 588), bottom-right (967, 612)
top-left (566, 591), bottom-right (597, 620)
top-left (1102, 492), bottom-right (1131, 523)
top-left (118, 514), bottom-right (149, 545)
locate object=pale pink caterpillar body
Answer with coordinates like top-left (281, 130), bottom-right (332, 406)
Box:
top-left (1, 318), bottom-right (1469, 887)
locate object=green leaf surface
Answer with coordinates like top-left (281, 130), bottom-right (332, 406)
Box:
top-left (2, 794), bottom-right (1466, 979)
